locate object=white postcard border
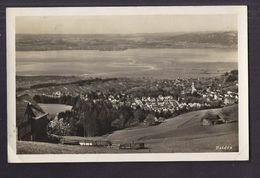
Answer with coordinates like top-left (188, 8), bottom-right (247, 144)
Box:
top-left (7, 6), bottom-right (248, 163)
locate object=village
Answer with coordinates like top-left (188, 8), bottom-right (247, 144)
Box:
top-left (16, 70), bottom-right (238, 150)
top-left (37, 72), bottom-right (238, 116)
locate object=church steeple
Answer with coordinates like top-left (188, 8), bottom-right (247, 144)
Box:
top-left (191, 82), bottom-right (197, 94)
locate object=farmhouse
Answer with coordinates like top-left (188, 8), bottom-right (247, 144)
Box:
top-left (16, 99), bottom-right (49, 141)
top-left (201, 113), bottom-right (225, 126)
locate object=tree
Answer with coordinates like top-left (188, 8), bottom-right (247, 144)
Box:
top-left (48, 117), bottom-right (70, 136)
top-left (144, 113), bottom-right (156, 126)
top-left (133, 108), bottom-right (145, 122)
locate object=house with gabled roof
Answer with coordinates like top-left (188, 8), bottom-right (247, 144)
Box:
top-left (16, 98), bottom-right (49, 141)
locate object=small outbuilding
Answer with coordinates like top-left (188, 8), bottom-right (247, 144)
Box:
top-left (201, 113), bottom-right (225, 126)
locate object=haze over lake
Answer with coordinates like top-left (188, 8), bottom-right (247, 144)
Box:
top-left (16, 48), bottom-right (237, 79)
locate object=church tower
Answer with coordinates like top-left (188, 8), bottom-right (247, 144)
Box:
top-left (191, 82), bottom-right (197, 94)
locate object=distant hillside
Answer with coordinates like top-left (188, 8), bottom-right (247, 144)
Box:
top-left (16, 31), bottom-right (237, 51)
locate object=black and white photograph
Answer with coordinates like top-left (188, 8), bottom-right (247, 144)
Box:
top-left (6, 6), bottom-right (248, 162)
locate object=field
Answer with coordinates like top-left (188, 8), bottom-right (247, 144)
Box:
top-left (38, 103), bottom-right (72, 116)
top-left (17, 141), bottom-right (149, 154)
top-left (17, 105), bottom-right (238, 154)
top-left (107, 105), bottom-right (238, 152)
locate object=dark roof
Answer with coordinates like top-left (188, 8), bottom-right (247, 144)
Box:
top-left (33, 113), bottom-right (49, 120)
top-left (16, 98), bottom-right (48, 126)
top-left (30, 104), bottom-right (46, 117)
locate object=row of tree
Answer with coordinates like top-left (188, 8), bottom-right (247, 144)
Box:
top-left (47, 98), bottom-right (152, 137)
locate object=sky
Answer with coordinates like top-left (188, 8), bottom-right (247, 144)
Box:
top-left (16, 15), bottom-right (237, 34)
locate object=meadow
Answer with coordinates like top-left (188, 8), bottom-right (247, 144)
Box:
top-left (38, 103), bottom-right (72, 117)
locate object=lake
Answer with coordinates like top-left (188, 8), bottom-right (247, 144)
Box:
top-left (16, 48), bottom-right (237, 79)
top-left (38, 104), bottom-right (72, 116)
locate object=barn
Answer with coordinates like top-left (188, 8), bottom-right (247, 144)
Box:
top-left (201, 113), bottom-right (225, 126)
top-left (16, 98), bottom-right (49, 141)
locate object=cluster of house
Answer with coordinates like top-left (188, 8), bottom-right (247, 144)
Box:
top-left (42, 91), bottom-right (63, 98)
top-left (178, 102), bottom-right (207, 111)
top-left (83, 92), bottom-right (204, 115)
top-left (131, 95), bottom-right (179, 112)
top-left (38, 80), bottom-right (238, 116)
top-left (198, 87), bottom-right (238, 105)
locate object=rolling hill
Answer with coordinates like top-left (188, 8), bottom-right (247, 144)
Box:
top-left (107, 104), bottom-right (238, 152)
top-left (16, 31), bottom-right (237, 51)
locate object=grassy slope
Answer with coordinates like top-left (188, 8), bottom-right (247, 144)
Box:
top-left (17, 105), bottom-right (238, 154)
top-left (107, 104), bottom-right (238, 152)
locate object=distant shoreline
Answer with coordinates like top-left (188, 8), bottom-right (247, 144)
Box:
top-left (16, 31), bottom-right (237, 51)
top-left (16, 46), bottom-right (238, 52)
